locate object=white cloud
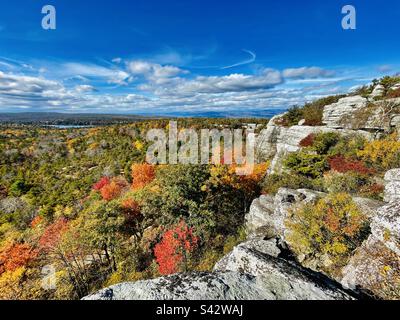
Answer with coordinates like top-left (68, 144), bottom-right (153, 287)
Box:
top-left (112, 57), bottom-right (122, 64)
top-left (127, 60), bottom-right (188, 84)
top-left (60, 62), bottom-right (130, 85)
top-left (283, 67), bottom-right (335, 79)
top-left (0, 58), bottom-right (360, 115)
top-left (75, 84), bottom-right (96, 93)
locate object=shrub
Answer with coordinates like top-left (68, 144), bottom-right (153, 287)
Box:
top-left (323, 171), bottom-right (368, 194)
top-left (358, 133), bottom-right (400, 171)
top-left (277, 95), bottom-right (345, 127)
top-left (284, 151), bottom-right (328, 178)
top-left (358, 183), bottom-right (385, 200)
top-left (38, 218), bottom-right (69, 252)
top-left (275, 106), bottom-right (303, 127)
top-left (92, 177), bottom-right (110, 191)
top-left (387, 88), bottom-right (400, 99)
top-left (100, 177), bottom-right (128, 201)
top-left (328, 155), bottom-right (374, 175)
top-left (299, 134), bottom-right (315, 147)
top-left (286, 193), bottom-right (369, 273)
top-left (262, 172), bottom-right (317, 195)
top-left (0, 243), bottom-right (38, 274)
top-left (131, 163), bottom-right (155, 190)
top-left (120, 198), bottom-right (141, 233)
top-left (154, 221), bottom-right (199, 275)
top-left (328, 134), bottom-right (366, 158)
top-left (353, 84), bottom-right (374, 97)
top-left (9, 179), bottom-right (30, 197)
top-left (380, 76), bottom-right (400, 95)
top-left (312, 132), bottom-right (340, 155)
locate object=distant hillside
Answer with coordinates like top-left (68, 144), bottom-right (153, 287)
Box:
top-left (0, 112), bottom-right (157, 125)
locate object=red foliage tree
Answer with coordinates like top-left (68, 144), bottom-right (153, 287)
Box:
top-left (299, 134), bottom-right (315, 147)
top-left (131, 164), bottom-right (155, 190)
top-left (328, 155), bottom-right (374, 175)
top-left (0, 243), bottom-right (38, 274)
top-left (100, 178), bottom-right (128, 201)
top-left (154, 221), bottom-right (199, 275)
top-left (92, 177), bottom-right (110, 191)
top-left (38, 218), bottom-right (69, 252)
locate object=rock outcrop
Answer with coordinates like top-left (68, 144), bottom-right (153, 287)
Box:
top-left (341, 192), bottom-right (400, 299)
top-left (322, 95), bottom-right (400, 131)
top-left (213, 239), bottom-right (356, 300)
top-left (245, 188), bottom-right (359, 241)
top-left (84, 271), bottom-right (272, 300)
top-left (259, 119), bottom-right (373, 174)
top-left (323, 96), bottom-right (368, 129)
top-left (84, 238), bottom-right (357, 300)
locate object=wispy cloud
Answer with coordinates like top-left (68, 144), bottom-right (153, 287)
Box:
top-left (221, 49), bottom-right (256, 70)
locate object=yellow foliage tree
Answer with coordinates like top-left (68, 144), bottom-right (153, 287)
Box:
top-left (358, 133), bottom-right (400, 171)
top-left (286, 193), bottom-right (369, 274)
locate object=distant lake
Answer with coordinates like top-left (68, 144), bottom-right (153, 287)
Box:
top-left (45, 125), bottom-right (94, 129)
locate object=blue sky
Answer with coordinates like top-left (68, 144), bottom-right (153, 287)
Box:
top-left (0, 0), bottom-right (399, 115)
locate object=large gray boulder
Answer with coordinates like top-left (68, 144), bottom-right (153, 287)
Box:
top-left (213, 239), bottom-right (355, 300)
top-left (84, 238), bottom-right (356, 301)
top-left (340, 171), bottom-right (400, 299)
top-left (83, 271), bottom-right (274, 300)
top-left (370, 84), bottom-right (385, 98)
top-left (245, 195), bottom-right (276, 238)
top-left (340, 236), bottom-right (400, 300)
top-left (322, 94), bottom-right (400, 131)
top-left (384, 169), bottom-right (400, 203)
top-left (370, 201), bottom-right (400, 255)
top-left (323, 96), bottom-right (368, 129)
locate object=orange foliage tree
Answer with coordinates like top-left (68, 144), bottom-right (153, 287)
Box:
top-left (131, 163), bottom-right (155, 189)
top-left (0, 243), bottom-right (38, 274)
top-left (154, 221), bottom-right (199, 275)
top-left (100, 178), bottom-right (128, 201)
top-left (30, 216), bottom-right (43, 228)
